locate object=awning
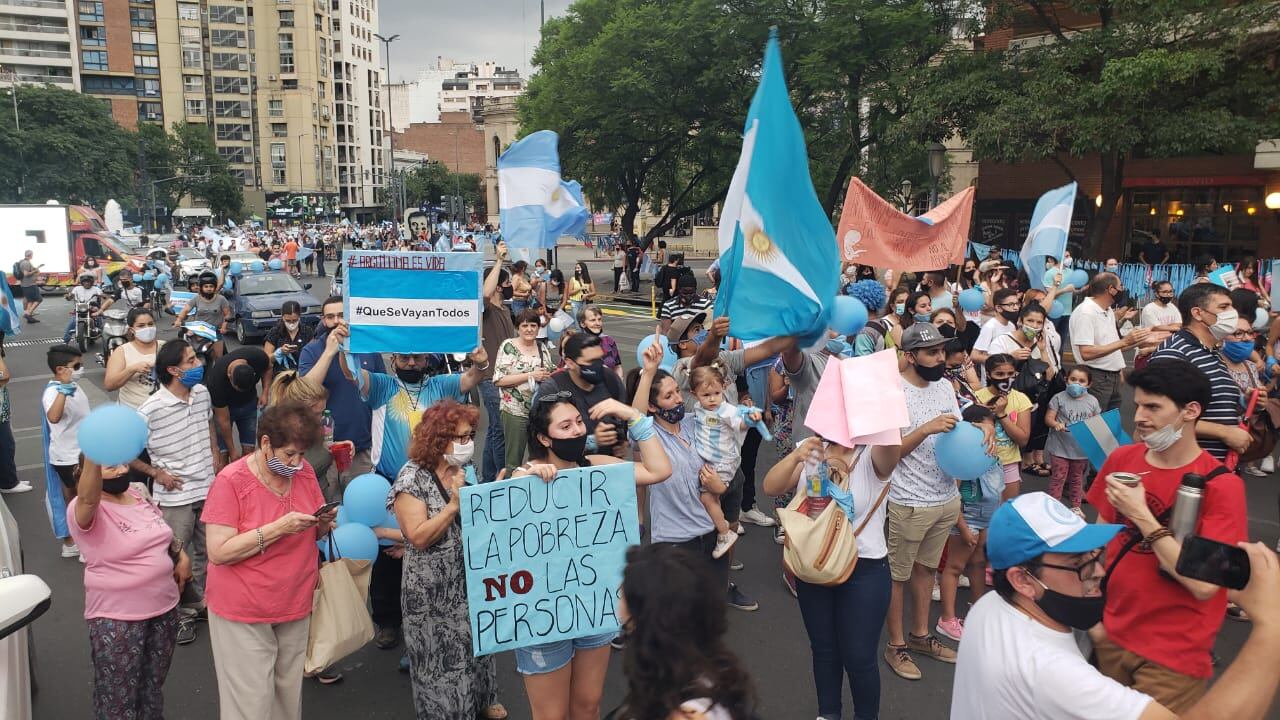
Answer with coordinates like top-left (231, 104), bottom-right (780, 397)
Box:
top-left (172, 208), bottom-right (213, 218)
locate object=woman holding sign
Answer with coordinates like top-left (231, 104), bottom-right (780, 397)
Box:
top-left (510, 392), bottom-right (672, 720)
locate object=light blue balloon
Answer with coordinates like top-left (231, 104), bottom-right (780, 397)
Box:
top-left (376, 509), bottom-right (400, 547)
top-left (250, 260), bottom-right (265, 273)
top-left (342, 472), bottom-right (392, 527)
top-left (829, 295), bottom-right (868, 336)
top-left (1069, 269), bottom-right (1089, 289)
top-left (935, 423), bottom-right (998, 481)
top-left (78, 404), bottom-right (147, 466)
top-left (335, 505), bottom-right (351, 526)
top-left (1042, 267), bottom-right (1063, 288)
top-left (155, 273), bottom-right (170, 289)
top-left (131, 273), bottom-right (143, 282)
top-left (635, 334), bottom-right (677, 372)
top-left (1048, 298), bottom-right (1068, 320)
top-left (958, 287), bottom-right (986, 312)
top-left (268, 258), bottom-right (283, 271)
top-left (228, 261), bottom-right (243, 276)
top-left (330, 523), bottom-right (379, 562)
top-left (142, 270), bottom-right (155, 281)
top-left (223, 277), bottom-right (233, 291)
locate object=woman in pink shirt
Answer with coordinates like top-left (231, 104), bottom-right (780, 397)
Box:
top-left (69, 458), bottom-right (193, 719)
top-left (203, 402), bottom-right (337, 720)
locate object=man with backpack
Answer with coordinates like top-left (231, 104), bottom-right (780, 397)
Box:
top-left (16, 250), bottom-right (42, 323)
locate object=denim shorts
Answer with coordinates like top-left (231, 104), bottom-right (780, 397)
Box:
top-left (954, 498), bottom-right (999, 534)
top-left (514, 631), bottom-right (616, 675)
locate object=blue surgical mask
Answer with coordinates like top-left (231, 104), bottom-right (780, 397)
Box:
top-left (914, 312), bottom-right (932, 324)
top-left (693, 329), bottom-right (709, 346)
top-left (178, 365), bottom-right (205, 388)
top-left (1222, 340), bottom-right (1254, 363)
top-left (894, 303), bottom-right (906, 316)
top-left (1066, 383), bottom-right (1087, 398)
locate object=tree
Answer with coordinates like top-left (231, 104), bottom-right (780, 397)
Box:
top-left (143, 122), bottom-right (244, 223)
top-left (911, 0), bottom-right (1280, 254)
top-left (0, 85), bottom-right (136, 206)
top-left (203, 173), bottom-right (243, 218)
top-left (399, 161), bottom-right (483, 217)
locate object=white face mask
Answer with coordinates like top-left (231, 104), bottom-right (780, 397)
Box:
top-left (1141, 421), bottom-right (1183, 452)
top-left (284, 320), bottom-right (300, 332)
top-left (445, 439), bottom-right (474, 467)
top-left (134, 326), bottom-right (157, 343)
top-left (1204, 308), bottom-right (1239, 342)
top-left (71, 367), bottom-right (85, 380)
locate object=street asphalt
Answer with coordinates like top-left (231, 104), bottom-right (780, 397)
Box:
top-left (6, 247), bottom-right (1277, 719)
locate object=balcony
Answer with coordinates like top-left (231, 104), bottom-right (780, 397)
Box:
top-left (13, 72), bottom-right (71, 84)
top-left (0, 21), bottom-right (68, 35)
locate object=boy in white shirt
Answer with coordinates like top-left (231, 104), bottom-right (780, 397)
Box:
top-left (42, 344), bottom-right (92, 558)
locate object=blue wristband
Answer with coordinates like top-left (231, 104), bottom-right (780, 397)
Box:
top-left (628, 415), bottom-right (655, 441)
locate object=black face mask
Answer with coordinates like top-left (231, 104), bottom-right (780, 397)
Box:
top-left (1033, 578), bottom-right (1106, 630)
top-left (1000, 309), bottom-right (1021, 322)
top-left (1111, 289), bottom-right (1129, 307)
top-left (501, 286), bottom-right (514, 300)
top-left (549, 434), bottom-right (588, 461)
top-left (990, 377), bottom-right (1014, 393)
top-left (396, 367), bottom-right (424, 384)
top-left (913, 358), bottom-right (947, 382)
top-left (653, 403), bottom-right (686, 424)
top-left (576, 359), bottom-right (605, 386)
top-left (1156, 295), bottom-right (1174, 304)
top-left (937, 323), bottom-right (957, 338)
top-left (101, 473), bottom-right (131, 495)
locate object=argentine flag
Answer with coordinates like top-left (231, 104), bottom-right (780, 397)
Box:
top-left (1068, 408), bottom-right (1132, 472)
top-left (498, 130), bottom-right (590, 249)
top-left (1021, 182), bottom-right (1077, 289)
top-left (0, 271), bottom-right (21, 337)
top-left (714, 30), bottom-right (838, 345)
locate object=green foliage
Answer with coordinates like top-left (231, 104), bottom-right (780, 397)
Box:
top-left (147, 122), bottom-right (244, 221)
top-left (0, 85), bottom-right (136, 206)
top-left (400, 161), bottom-right (484, 216)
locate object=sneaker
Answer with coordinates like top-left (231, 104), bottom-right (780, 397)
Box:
top-left (883, 644), bottom-right (921, 680)
top-left (374, 626), bottom-right (399, 650)
top-left (726, 583), bottom-right (758, 611)
top-left (609, 635), bottom-right (626, 650)
top-left (712, 531), bottom-right (738, 559)
top-left (735, 524), bottom-right (745, 535)
top-left (61, 543), bottom-right (80, 558)
top-left (935, 616), bottom-right (965, 642)
top-left (930, 581), bottom-right (940, 602)
top-left (398, 654), bottom-right (410, 673)
top-left (773, 525), bottom-right (786, 546)
top-left (907, 633), bottom-right (957, 664)
top-left (729, 559), bottom-right (744, 571)
top-left (1261, 456), bottom-right (1275, 473)
top-left (0, 481), bottom-right (33, 494)
top-left (176, 617), bottom-right (197, 645)
top-left (782, 571), bottom-right (798, 599)
top-left (307, 667), bottom-right (344, 684)
top-left (27, 316), bottom-right (39, 323)
top-left (740, 507), bottom-right (777, 527)
top-left (1243, 464), bottom-right (1269, 477)
top-left (958, 574), bottom-right (970, 589)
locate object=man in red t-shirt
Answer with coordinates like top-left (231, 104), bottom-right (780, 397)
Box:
top-left (1087, 358), bottom-right (1247, 712)
top-left (283, 238), bottom-right (299, 275)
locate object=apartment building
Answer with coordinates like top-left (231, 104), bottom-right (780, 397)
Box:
top-left (386, 55), bottom-right (472, 129)
top-left (0, 0), bottom-right (77, 90)
top-left (330, 0), bottom-right (383, 221)
top-left (438, 61), bottom-right (521, 122)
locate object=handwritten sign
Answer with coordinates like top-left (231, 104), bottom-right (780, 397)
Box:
top-left (342, 250), bottom-right (481, 354)
top-left (804, 352), bottom-right (907, 447)
top-left (1208, 263), bottom-right (1240, 290)
top-left (459, 462), bottom-right (640, 656)
top-left (836, 177), bottom-right (975, 271)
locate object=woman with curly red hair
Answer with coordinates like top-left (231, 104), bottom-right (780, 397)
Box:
top-left (389, 399), bottom-right (507, 720)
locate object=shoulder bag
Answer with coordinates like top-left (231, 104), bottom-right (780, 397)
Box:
top-left (776, 449), bottom-right (891, 586)
top-left (305, 534), bottom-right (375, 674)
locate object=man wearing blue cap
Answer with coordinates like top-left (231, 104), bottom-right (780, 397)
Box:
top-left (951, 491), bottom-right (1280, 720)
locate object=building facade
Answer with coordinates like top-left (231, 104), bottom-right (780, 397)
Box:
top-left (393, 111), bottom-right (484, 176)
top-left (439, 60), bottom-right (521, 122)
top-left (386, 55), bottom-right (471, 129)
top-left (481, 96), bottom-right (518, 226)
top-left (0, 0), bottom-right (77, 90)
top-left (331, 0), bottom-right (383, 221)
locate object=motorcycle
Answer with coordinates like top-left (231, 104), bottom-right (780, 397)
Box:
top-left (73, 300), bottom-right (102, 354)
top-left (98, 307), bottom-right (130, 364)
top-left (178, 321), bottom-right (220, 370)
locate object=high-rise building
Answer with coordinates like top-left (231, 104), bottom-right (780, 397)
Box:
top-left (72, 0), bottom-right (160, 128)
top-left (386, 55), bottom-right (469, 129)
top-left (331, 0), bottom-right (383, 221)
top-left (0, 0), bottom-right (77, 90)
top-left (152, 0), bottom-right (338, 217)
top-left (388, 58), bottom-right (523, 129)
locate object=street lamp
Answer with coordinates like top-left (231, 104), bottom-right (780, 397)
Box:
top-left (374, 33), bottom-right (399, 224)
top-left (927, 142), bottom-right (946, 209)
top-left (1266, 191), bottom-right (1280, 219)
top-left (899, 179), bottom-right (913, 214)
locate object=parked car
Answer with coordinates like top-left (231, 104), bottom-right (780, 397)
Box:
top-left (173, 247), bottom-right (210, 284)
top-left (0, 494), bottom-right (51, 720)
top-left (229, 271), bottom-right (321, 343)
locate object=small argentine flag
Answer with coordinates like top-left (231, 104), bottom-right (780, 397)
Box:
top-left (1068, 409), bottom-right (1132, 472)
top-left (1021, 182), bottom-right (1077, 290)
top-left (713, 29), bottom-right (838, 345)
top-left (0, 271), bottom-right (21, 337)
top-left (497, 130), bottom-right (590, 250)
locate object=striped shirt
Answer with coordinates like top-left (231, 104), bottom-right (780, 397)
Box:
top-left (139, 384), bottom-right (216, 507)
top-left (660, 294), bottom-right (713, 322)
top-left (1149, 329), bottom-right (1241, 461)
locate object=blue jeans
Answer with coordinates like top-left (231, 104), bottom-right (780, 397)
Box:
top-left (511, 299), bottom-right (532, 317)
top-left (796, 557), bottom-right (891, 720)
top-left (478, 380), bottom-right (503, 484)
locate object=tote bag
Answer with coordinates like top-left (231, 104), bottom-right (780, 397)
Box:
top-left (304, 536), bottom-right (374, 674)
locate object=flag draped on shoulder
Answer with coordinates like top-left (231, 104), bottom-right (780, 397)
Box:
top-left (1021, 182), bottom-right (1076, 289)
top-left (1068, 408), bottom-right (1132, 472)
top-left (713, 29), bottom-right (838, 345)
top-left (497, 130), bottom-right (590, 249)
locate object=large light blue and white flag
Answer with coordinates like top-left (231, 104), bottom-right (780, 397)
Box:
top-left (1068, 408), bottom-right (1132, 472)
top-left (0, 271), bottom-right (21, 337)
top-left (714, 30), bottom-right (838, 345)
top-left (498, 131), bottom-right (590, 249)
top-left (1021, 182), bottom-right (1077, 289)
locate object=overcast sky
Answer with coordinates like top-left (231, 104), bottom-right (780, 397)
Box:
top-left (376, 0), bottom-right (574, 82)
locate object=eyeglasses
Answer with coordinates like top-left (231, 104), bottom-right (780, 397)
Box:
top-left (1227, 330), bottom-right (1256, 340)
top-left (1028, 549), bottom-right (1105, 581)
top-left (450, 431), bottom-right (476, 442)
top-left (536, 391), bottom-right (574, 404)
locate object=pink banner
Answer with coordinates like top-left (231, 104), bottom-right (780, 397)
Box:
top-left (836, 178), bottom-right (975, 272)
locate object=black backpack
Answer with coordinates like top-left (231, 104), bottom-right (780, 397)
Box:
top-left (11, 261), bottom-right (22, 281)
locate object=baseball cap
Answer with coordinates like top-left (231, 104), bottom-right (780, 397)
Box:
top-left (987, 492), bottom-right (1124, 570)
top-left (900, 322), bottom-right (948, 351)
top-left (666, 312), bottom-right (707, 345)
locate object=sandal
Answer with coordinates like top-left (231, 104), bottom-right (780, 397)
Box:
top-left (481, 703), bottom-right (509, 720)
top-left (1030, 464), bottom-right (1052, 477)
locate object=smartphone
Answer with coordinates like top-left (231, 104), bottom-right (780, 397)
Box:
top-left (313, 500), bottom-right (340, 518)
top-left (1175, 535), bottom-right (1250, 590)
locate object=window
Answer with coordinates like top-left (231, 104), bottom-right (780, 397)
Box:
top-left (270, 142), bottom-right (286, 166)
top-left (271, 122), bottom-right (287, 137)
top-left (279, 53), bottom-right (295, 74)
top-left (129, 7), bottom-right (155, 26)
top-left (278, 10), bottom-right (293, 26)
top-left (272, 168), bottom-right (287, 185)
top-left (208, 5), bottom-right (244, 23)
top-left (81, 76), bottom-right (134, 94)
top-left (214, 76), bottom-right (247, 94)
top-left (134, 54), bottom-right (159, 74)
top-left (178, 3), bottom-right (199, 20)
top-left (217, 146), bottom-right (245, 163)
top-left (212, 52), bottom-right (246, 70)
top-left (81, 50), bottom-right (107, 71)
top-left (131, 30), bottom-right (157, 51)
top-left (78, 1), bottom-right (103, 22)
top-left (268, 99), bottom-right (283, 117)
top-left (183, 75), bottom-right (203, 93)
top-left (277, 33), bottom-right (293, 52)
top-left (80, 26), bottom-right (105, 47)
top-left (211, 29), bottom-right (244, 47)
top-left (1124, 187), bottom-right (1264, 263)
top-left (179, 26), bottom-right (201, 47)
top-left (138, 101), bottom-right (162, 120)
top-left (214, 100), bottom-right (247, 116)
top-left (282, 78), bottom-right (298, 89)
top-left (230, 168), bottom-right (249, 185)
top-left (184, 98), bottom-right (205, 116)
top-left (315, 13), bottom-right (322, 30)
top-left (182, 49), bottom-right (203, 69)
top-left (216, 123), bottom-right (250, 141)
top-left (138, 78), bottom-right (160, 97)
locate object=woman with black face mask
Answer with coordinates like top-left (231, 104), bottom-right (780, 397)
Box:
top-left (510, 388), bottom-right (671, 720)
top-left (69, 458), bottom-right (192, 719)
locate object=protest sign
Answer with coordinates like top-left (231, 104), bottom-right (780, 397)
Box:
top-left (1271, 261), bottom-right (1280, 311)
top-left (836, 177), bottom-right (974, 272)
top-left (804, 351), bottom-right (907, 447)
top-left (459, 462), bottom-right (639, 656)
top-left (1208, 263), bottom-right (1240, 290)
top-left (342, 250), bottom-right (481, 354)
